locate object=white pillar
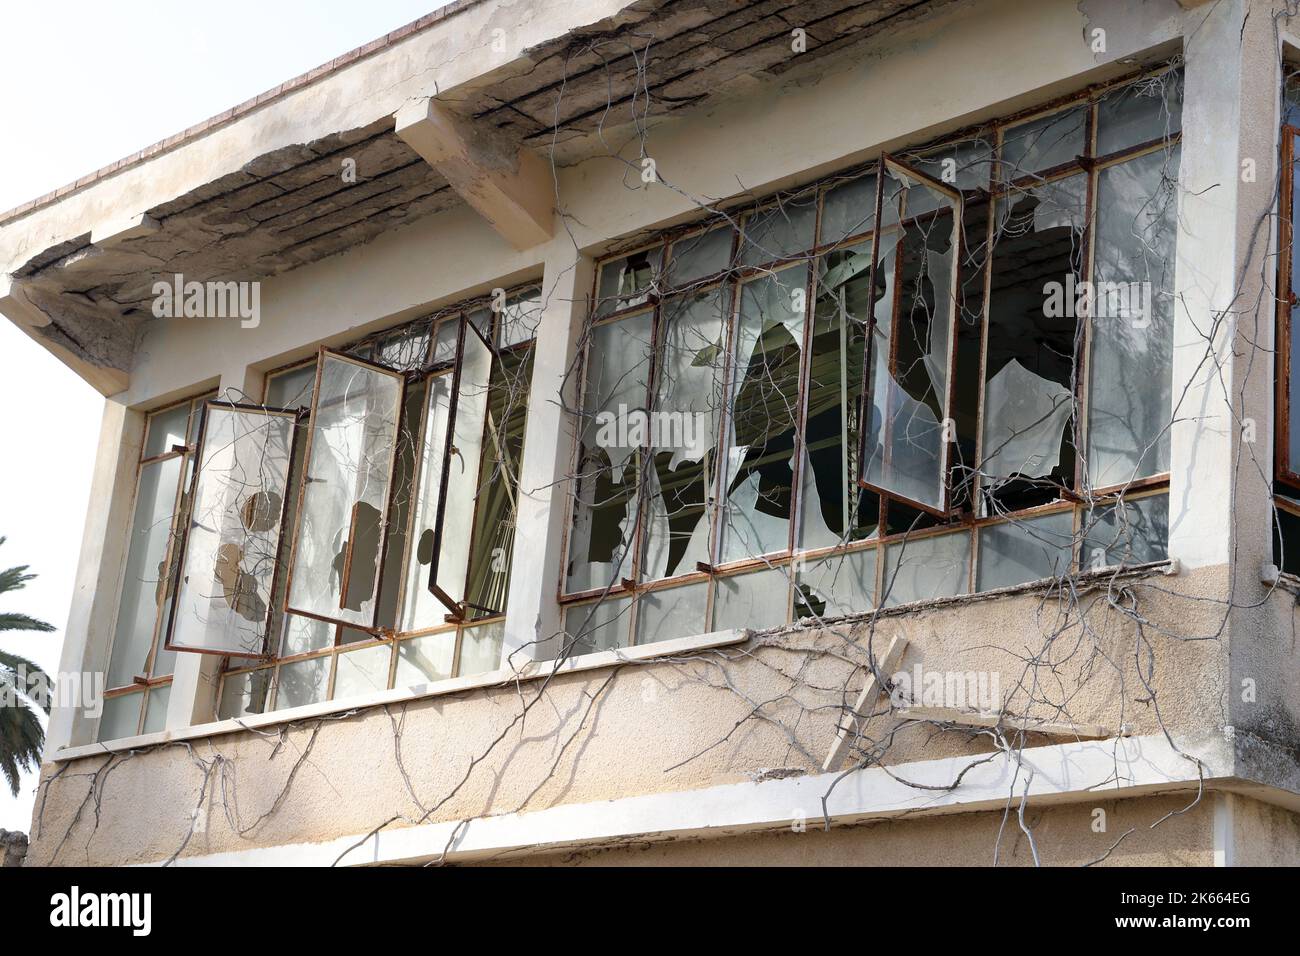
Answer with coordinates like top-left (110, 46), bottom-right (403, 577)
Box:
top-left (500, 240), bottom-right (594, 666)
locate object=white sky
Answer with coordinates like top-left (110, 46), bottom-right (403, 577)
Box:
top-left (0, 0), bottom-right (450, 833)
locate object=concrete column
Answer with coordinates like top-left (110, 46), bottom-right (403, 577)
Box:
top-left (500, 240), bottom-right (594, 666)
top-left (164, 363), bottom-right (266, 730)
top-left (46, 398), bottom-right (144, 753)
top-left (1167, 0), bottom-right (1279, 572)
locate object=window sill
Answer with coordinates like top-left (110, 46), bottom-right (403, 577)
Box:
top-left (58, 628), bottom-right (751, 761)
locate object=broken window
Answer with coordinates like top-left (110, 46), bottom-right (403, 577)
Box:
top-left (719, 265), bottom-right (807, 562)
top-left (214, 290), bottom-right (537, 721)
top-left (858, 155), bottom-right (962, 515)
top-left (286, 351), bottom-right (404, 628)
top-left (558, 66), bottom-right (1180, 649)
top-left (165, 402), bottom-right (296, 657)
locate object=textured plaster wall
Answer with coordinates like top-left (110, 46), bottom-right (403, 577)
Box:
top-left (26, 565), bottom-right (1234, 866)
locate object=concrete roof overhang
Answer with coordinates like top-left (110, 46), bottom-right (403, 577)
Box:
top-left (0, 0), bottom-right (960, 395)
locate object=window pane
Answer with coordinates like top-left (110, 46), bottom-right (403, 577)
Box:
top-left (276, 656), bottom-right (331, 709)
top-left (595, 248), bottom-right (661, 317)
top-left (981, 177), bottom-right (1086, 513)
top-left (1080, 493), bottom-right (1168, 568)
top-left (563, 595), bottom-right (632, 654)
top-left (402, 373), bottom-right (455, 630)
top-left (720, 266), bottom-right (807, 563)
top-left (169, 406), bottom-right (295, 656)
top-left (218, 668), bottom-right (273, 719)
top-left (802, 241), bottom-right (878, 549)
top-left (566, 313), bottom-right (654, 592)
top-left (1096, 70), bottom-right (1182, 156)
top-left (266, 364), bottom-right (316, 409)
top-left (795, 547), bottom-right (876, 618)
top-left (1086, 147), bottom-right (1179, 488)
top-left (999, 107), bottom-right (1086, 181)
top-left (498, 289), bottom-right (542, 348)
top-left (107, 455), bottom-right (182, 689)
top-left (861, 162), bottom-right (959, 512)
top-left (712, 567), bottom-right (790, 631)
top-left (394, 631), bottom-right (456, 686)
top-left (665, 225), bottom-right (733, 288)
top-left (464, 349), bottom-right (534, 618)
top-left (976, 511), bottom-right (1075, 591)
top-left (375, 322), bottom-right (432, 371)
top-left (635, 582), bottom-right (708, 644)
top-left (882, 531), bottom-right (971, 606)
top-left (287, 354), bottom-right (403, 627)
top-left (332, 643), bottom-right (392, 699)
top-left (142, 685), bottom-right (171, 734)
top-left (641, 290), bottom-right (727, 581)
top-left (98, 692), bottom-right (143, 742)
top-left (280, 613), bottom-right (333, 657)
top-left (458, 620), bottom-right (504, 676)
top-left (142, 402), bottom-right (191, 459)
top-left (820, 173), bottom-right (879, 246)
top-left (738, 197), bottom-right (817, 267)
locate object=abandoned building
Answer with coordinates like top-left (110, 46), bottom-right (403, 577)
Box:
top-left (3, 0), bottom-right (1300, 866)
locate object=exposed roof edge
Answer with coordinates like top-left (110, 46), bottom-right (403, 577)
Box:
top-left (0, 0), bottom-right (485, 228)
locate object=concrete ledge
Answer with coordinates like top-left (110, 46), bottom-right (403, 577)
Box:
top-left (54, 628), bottom-right (749, 762)
top-left (151, 733), bottom-right (1227, 866)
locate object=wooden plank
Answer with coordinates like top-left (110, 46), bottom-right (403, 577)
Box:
top-left (822, 634), bottom-right (907, 772)
top-left (895, 706), bottom-right (1117, 740)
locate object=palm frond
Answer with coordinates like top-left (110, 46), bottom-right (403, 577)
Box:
top-left (0, 612), bottom-right (54, 633)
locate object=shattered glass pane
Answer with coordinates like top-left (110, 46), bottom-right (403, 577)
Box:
top-left (142, 684), bottom-right (171, 734)
top-left (1080, 493), bottom-right (1168, 568)
top-left (1096, 69), bottom-right (1183, 156)
top-left (1086, 147), bottom-right (1179, 488)
top-left (497, 289), bottom-right (542, 348)
top-left (287, 353), bottom-right (403, 627)
top-left (981, 177), bottom-right (1086, 512)
top-left (820, 173), bottom-right (881, 246)
top-left (999, 106), bottom-right (1086, 182)
top-left (794, 546), bottom-right (876, 619)
top-left (394, 631), bottom-right (456, 686)
top-left (459, 620), bottom-right (505, 675)
top-left (218, 667), bottom-right (272, 719)
top-left (881, 530), bottom-right (971, 606)
top-left (712, 567), bottom-right (790, 631)
top-left (430, 323), bottom-right (494, 613)
top-left (640, 290), bottom-right (728, 581)
top-left (97, 693), bottom-right (142, 742)
top-left (976, 510), bottom-right (1075, 591)
top-left (802, 240), bottom-right (878, 549)
top-left (107, 455), bottom-right (182, 689)
top-left (566, 312), bottom-right (654, 592)
top-left (276, 655), bottom-right (331, 708)
top-left (666, 224), bottom-right (734, 288)
top-left (861, 163), bottom-right (959, 512)
top-left (739, 196), bottom-right (817, 267)
top-left (142, 402), bottom-right (191, 459)
top-left (332, 643), bottom-right (392, 699)
top-left (635, 581), bottom-right (708, 644)
top-left (909, 139), bottom-right (996, 195)
top-left (169, 405), bottom-right (295, 657)
top-left (564, 595), bottom-right (632, 654)
top-left (719, 265), bottom-right (808, 562)
top-left (595, 247), bottom-right (662, 317)
top-left (464, 348), bottom-right (533, 619)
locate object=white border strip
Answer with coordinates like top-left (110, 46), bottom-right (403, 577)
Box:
top-left (156, 734), bottom-right (1223, 867)
top-left (59, 629), bottom-right (748, 762)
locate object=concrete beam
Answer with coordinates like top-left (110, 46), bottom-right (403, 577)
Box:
top-left (0, 275), bottom-right (129, 395)
top-left (395, 98), bottom-right (554, 250)
top-left (90, 213), bottom-right (160, 248)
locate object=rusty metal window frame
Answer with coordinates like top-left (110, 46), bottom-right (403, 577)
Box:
top-left (559, 63), bottom-right (1183, 647)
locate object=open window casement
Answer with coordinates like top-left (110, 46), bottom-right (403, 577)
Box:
top-left (426, 317), bottom-right (497, 620)
top-left (285, 350), bottom-right (405, 630)
top-left (857, 153), bottom-right (964, 517)
top-left (164, 401), bottom-right (298, 657)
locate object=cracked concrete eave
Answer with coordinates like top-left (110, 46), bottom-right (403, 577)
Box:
top-left (0, 0), bottom-right (968, 396)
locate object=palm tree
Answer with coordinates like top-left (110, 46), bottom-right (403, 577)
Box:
top-left (0, 537), bottom-right (54, 798)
